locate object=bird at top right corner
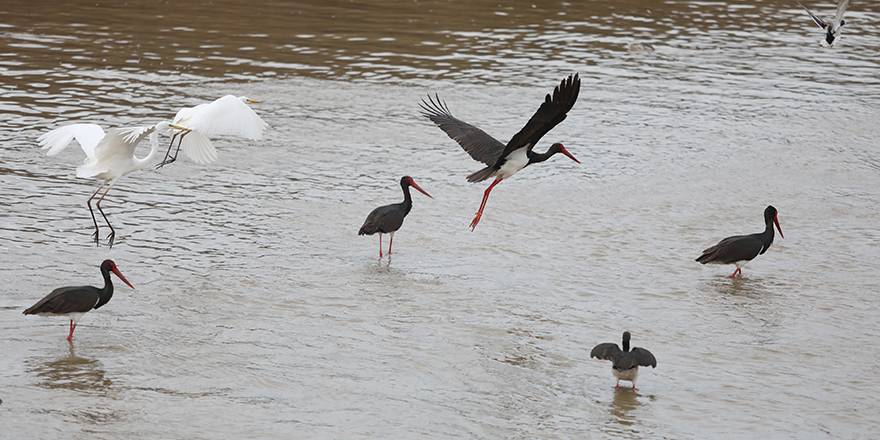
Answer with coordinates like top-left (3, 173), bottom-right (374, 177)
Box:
top-left (798, 0), bottom-right (851, 46)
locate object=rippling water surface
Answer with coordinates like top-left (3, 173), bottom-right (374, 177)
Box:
top-left (2, 1), bottom-right (880, 438)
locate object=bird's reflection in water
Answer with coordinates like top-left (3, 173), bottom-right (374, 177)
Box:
top-left (610, 388), bottom-right (641, 426)
top-left (28, 345), bottom-right (112, 394)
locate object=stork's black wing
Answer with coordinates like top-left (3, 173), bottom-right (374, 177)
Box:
top-left (420, 94), bottom-right (506, 166)
top-left (23, 286), bottom-right (99, 315)
top-left (695, 233), bottom-right (765, 265)
top-left (798, 2), bottom-right (828, 28)
top-left (590, 342), bottom-right (622, 361)
top-left (500, 73), bottom-right (580, 162)
top-left (630, 347), bottom-right (657, 368)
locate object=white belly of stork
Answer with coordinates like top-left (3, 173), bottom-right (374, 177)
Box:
top-left (496, 146), bottom-right (530, 179)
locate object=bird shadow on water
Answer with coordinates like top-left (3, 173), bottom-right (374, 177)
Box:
top-left (609, 389), bottom-right (642, 426)
top-left (27, 344), bottom-right (113, 395)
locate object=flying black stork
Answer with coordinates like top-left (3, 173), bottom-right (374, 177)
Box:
top-left (591, 331), bottom-right (657, 391)
top-left (359, 176), bottom-right (432, 258)
top-left (696, 205), bottom-right (784, 279)
top-left (798, 0), bottom-right (849, 46)
top-left (23, 259), bottom-right (134, 342)
top-left (420, 73), bottom-right (581, 230)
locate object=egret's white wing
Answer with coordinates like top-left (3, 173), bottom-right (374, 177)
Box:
top-left (180, 130), bottom-right (219, 164)
top-left (77, 126), bottom-right (151, 179)
top-left (833, 0), bottom-right (850, 28)
top-left (175, 95), bottom-right (268, 139)
top-left (38, 124), bottom-right (105, 158)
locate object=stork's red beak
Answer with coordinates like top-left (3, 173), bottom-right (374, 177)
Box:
top-left (774, 214), bottom-right (784, 239)
top-left (408, 178), bottom-right (433, 199)
top-left (559, 146), bottom-right (581, 164)
top-left (111, 265), bottom-right (135, 289)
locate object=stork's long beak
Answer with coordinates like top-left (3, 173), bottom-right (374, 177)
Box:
top-left (409, 179), bottom-right (433, 199)
top-left (560, 146), bottom-right (581, 164)
top-left (774, 214), bottom-right (784, 239)
top-left (110, 266), bottom-right (135, 289)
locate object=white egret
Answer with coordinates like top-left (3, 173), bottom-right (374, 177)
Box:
top-left (156, 95), bottom-right (268, 168)
top-left (38, 121), bottom-right (171, 246)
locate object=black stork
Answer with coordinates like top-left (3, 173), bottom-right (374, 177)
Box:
top-left (420, 73), bottom-right (581, 230)
top-left (798, 0), bottom-right (849, 46)
top-left (591, 331), bottom-right (657, 391)
top-left (358, 176), bottom-right (432, 258)
top-left (696, 205), bottom-right (784, 279)
top-left (23, 259), bottom-right (134, 342)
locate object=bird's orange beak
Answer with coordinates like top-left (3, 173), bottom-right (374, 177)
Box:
top-left (111, 265), bottom-right (135, 289)
top-left (774, 214), bottom-right (784, 239)
top-left (409, 179), bottom-right (433, 199)
top-left (560, 146), bottom-right (581, 164)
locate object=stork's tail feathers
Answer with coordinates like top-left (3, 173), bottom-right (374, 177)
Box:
top-left (695, 246), bottom-right (719, 264)
top-left (467, 166), bottom-right (496, 183)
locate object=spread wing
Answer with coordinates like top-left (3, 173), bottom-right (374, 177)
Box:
top-left (38, 124), bottom-right (105, 159)
top-left (172, 95), bottom-right (266, 164)
top-left (174, 95), bottom-right (268, 139)
top-left (832, 0), bottom-right (849, 28)
top-left (630, 347), bottom-right (657, 368)
top-left (75, 125), bottom-right (153, 178)
top-left (590, 343), bottom-right (622, 361)
top-left (420, 94), bottom-right (506, 165)
top-left (500, 73), bottom-right (580, 160)
top-left (798, 2), bottom-right (828, 28)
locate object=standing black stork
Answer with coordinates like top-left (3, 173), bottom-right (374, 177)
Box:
top-left (420, 73), bottom-right (581, 230)
top-left (591, 331), bottom-right (657, 391)
top-left (23, 259), bottom-right (134, 342)
top-left (358, 176), bottom-right (432, 258)
top-left (696, 205), bottom-right (784, 279)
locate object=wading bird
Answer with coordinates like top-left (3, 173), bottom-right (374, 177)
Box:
top-left (798, 0), bottom-right (850, 46)
top-left (696, 205), bottom-right (784, 278)
top-left (23, 259), bottom-right (134, 342)
top-left (38, 121), bottom-right (171, 246)
top-left (358, 176), bottom-right (432, 258)
top-left (421, 73), bottom-right (581, 230)
top-left (156, 95), bottom-right (268, 168)
top-left (591, 331), bottom-right (657, 391)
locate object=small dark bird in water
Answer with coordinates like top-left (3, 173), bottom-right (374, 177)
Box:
top-left (696, 205), bottom-right (784, 279)
top-left (358, 176), bottom-right (432, 258)
top-left (591, 331), bottom-right (657, 391)
top-left (23, 259), bottom-right (134, 342)
top-left (798, 0), bottom-right (850, 46)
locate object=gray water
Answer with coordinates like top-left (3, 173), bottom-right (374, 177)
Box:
top-left (2, 1), bottom-right (880, 438)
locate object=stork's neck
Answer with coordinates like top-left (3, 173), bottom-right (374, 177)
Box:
top-left (95, 267), bottom-right (115, 309)
top-left (622, 335), bottom-right (631, 352)
top-left (762, 216), bottom-right (775, 245)
top-left (400, 183), bottom-right (413, 213)
top-left (527, 147), bottom-right (555, 165)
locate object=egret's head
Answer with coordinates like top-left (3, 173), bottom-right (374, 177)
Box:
top-left (239, 96), bottom-right (260, 105)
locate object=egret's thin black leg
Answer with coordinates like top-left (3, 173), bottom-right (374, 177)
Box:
top-left (94, 185), bottom-right (115, 247)
top-left (156, 133), bottom-right (179, 169)
top-left (86, 185), bottom-right (104, 246)
top-left (168, 132), bottom-right (188, 163)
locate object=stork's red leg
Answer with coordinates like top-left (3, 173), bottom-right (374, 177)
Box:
top-left (470, 178), bottom-right (502, 231)
top-left (728, 267), bottom-right (741, 279)
top-left (378, 234), bottom-right (383, 258)
top-left (66, 320), bottom-right (75, 342)
top-left (388, 233), bottom-right (394, 255)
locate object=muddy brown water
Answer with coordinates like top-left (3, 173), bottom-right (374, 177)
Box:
top-left (1, 1), bottom-right (879, 438)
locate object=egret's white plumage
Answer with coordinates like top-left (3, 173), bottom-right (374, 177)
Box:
top-left (38, 121), bottom-right (171, 245)
top-left (161, 95), bottom-right (268, 165)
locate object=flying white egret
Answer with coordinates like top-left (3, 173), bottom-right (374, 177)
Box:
top-left (38, 121), bottom-right (171, 246)
top-left (156, 95), bottom-right (268, 168)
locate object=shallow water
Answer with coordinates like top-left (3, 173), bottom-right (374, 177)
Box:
top-left (2, 0), bottom-right (880, 438)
